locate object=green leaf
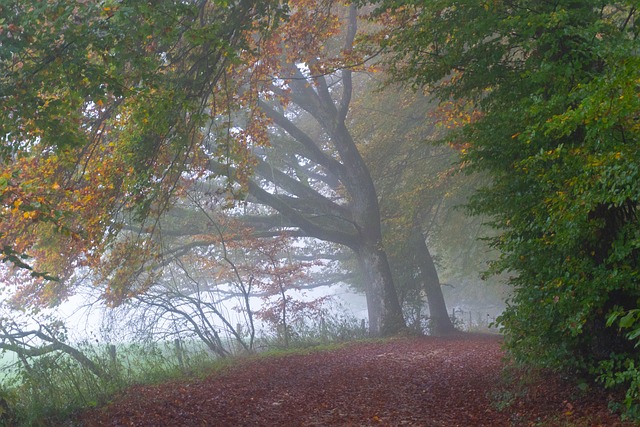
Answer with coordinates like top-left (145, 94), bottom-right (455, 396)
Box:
top-left (620, 311), bottom-right (639, 329)
top-left (627, 327), bottom-right (640, 342)
top-left (606, 307), bottom-right (623, 327)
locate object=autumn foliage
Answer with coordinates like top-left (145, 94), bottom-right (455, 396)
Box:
top-left (0, 1), bottom-right (282, 303)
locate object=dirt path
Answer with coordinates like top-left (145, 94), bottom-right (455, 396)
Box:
top-left (78, 335), bottom-right (632, 426)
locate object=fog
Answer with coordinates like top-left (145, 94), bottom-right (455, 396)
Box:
top-left (52, 280), bottom-right (369, 345)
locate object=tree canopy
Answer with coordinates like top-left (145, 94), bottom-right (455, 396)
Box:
top-left (0, 0), bottom-right (283, 296)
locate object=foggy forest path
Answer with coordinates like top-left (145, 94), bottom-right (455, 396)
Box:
top-left (78, 335), bottom-right (630, 426)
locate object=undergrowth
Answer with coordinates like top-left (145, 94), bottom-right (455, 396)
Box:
top-left (0, 341), bottom-right (222, 426)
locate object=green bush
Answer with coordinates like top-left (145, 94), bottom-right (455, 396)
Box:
top-left (594, 354), bottom-right (640, 420)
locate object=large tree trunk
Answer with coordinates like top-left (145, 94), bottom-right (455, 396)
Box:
top-left (356, 240), bottom-right (406, 336)
top-left (410, 227), bottom-right (456, 336)
top-left (206, 4), bottom-right (407, 337)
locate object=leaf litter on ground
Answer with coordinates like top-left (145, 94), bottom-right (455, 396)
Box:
top-left (77, 334), bottom-right (634, 426)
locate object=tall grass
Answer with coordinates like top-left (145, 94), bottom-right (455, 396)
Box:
top-left (0, 340), bottom-right (222, 426)
top-left (256, 310), bottom-right (368, 351)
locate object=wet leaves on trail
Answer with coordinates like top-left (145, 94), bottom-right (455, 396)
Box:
top-left (77, 334), bottom-right (633, 426)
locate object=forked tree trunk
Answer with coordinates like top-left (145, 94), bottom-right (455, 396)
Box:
top-left (356, 241), bottom-right (406, 336)
top-left (410, 228), bottom-right (456, 336)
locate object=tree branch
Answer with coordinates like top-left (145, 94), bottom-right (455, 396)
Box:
top-left (338, 5), bottom-right (357, 122)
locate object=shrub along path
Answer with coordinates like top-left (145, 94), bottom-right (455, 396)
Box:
top-left (77, 334), bottom-right (632, 426)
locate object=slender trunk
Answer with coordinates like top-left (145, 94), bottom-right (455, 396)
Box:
top-left (410, 228), bottom-right (456, 336)
top-left (356, 241), bottom-right (406, 337)
top-left (279, 280), bottom-right (289, 347)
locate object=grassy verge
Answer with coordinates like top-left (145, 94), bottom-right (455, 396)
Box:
top-left (0, 341), bottom-right (228, 426)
